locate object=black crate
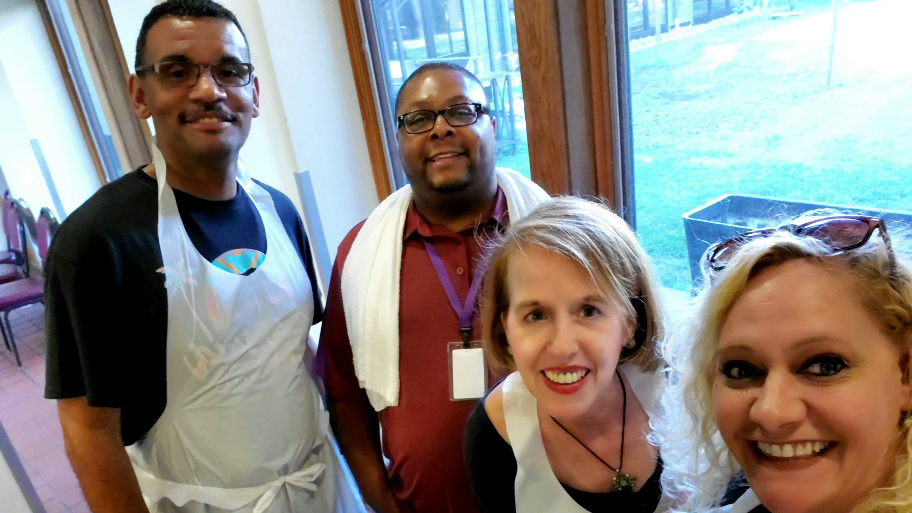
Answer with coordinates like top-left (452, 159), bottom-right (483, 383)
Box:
top-left (682, 194), bottom-right (912, 287)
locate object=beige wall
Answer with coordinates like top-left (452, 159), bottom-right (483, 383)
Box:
top-left (108, 0), bottom-right (380, 268)
top-left (0, 0), bottom-right (101, 217)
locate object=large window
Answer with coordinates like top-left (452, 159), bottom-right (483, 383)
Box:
top-left (364, 0), bottom-right (531, 185)
top-left (43, 0), bottom-right (123, 182)
top-left (620, 0), bottom-right (912, 290)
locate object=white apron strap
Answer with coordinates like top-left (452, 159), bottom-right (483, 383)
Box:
top-left (130, 414), bottom-right (331, 512)
top-left (503, 371), bottom-right (673, 513)
top-left (620, 363), bottom-right (664, 419)
top-left (502, 373), bottom-right (589, 513)
top-left (133, 460), bottom-right (325, 513)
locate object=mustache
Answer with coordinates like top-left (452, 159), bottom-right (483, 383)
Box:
top-left (180, 106), bottom-right (236, 123)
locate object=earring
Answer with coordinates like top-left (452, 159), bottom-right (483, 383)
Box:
top-left (624, 338), bottom-right (636, 349)
top-left (506, 346), bottom-right (513, 356)
top-left (901, 411), bottom-right (912, 429)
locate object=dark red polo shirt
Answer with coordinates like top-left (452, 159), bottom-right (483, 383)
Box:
top-left (317, 189), bottom-right (507, 513)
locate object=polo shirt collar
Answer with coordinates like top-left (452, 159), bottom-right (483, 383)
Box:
top-left (403, 186), bottom-right (508, 240)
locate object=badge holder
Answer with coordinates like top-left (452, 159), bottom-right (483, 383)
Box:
top-left (448, 329), bottom-right (487, 401)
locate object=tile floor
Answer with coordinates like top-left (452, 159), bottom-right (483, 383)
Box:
top-left (0, 303), bottom-right (89, 513)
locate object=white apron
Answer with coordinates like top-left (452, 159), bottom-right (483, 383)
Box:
top-left (126, 148), bottom-right (337, 513)
top-left (502, 366), bottom-right (673, 513)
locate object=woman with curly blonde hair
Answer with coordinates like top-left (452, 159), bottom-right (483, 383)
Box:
top-left (652, 213), bottom-right (912, 513)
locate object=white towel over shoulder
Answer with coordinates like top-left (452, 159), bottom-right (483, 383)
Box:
top-left (341, 167), bottom-right (549, 411)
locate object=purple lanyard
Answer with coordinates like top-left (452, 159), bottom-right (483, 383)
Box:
top-left (423, 238), bottom-right (485, 348)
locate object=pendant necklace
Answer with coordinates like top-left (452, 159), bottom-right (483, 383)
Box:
top-left (551, 368), bottom-right (636, 492)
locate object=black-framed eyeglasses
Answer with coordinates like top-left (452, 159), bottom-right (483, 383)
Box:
top-left (135, 61), bottom-right (254, 88)
top-left (397, 103), bottom-right (486, 134)
top-left (705, 215), bottom-right (897, 277)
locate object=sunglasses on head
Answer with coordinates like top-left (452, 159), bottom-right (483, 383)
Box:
top-left (705, 215), bottom-right (897, 277)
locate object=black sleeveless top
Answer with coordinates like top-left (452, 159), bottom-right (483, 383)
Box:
top-left (465, 399), bottom-right (664, 513)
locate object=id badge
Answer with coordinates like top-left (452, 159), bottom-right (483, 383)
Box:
top-left (447, 341), bottom-right (487, 401)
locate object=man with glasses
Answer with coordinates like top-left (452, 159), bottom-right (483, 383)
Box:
top-left (44, 1), bottom-right (341, 511)
top-left (317, 63), bottom-right (549, 513)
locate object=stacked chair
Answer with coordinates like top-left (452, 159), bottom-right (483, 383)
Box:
top-left (0, 202), bottom-right (57, 366)
top-left (0, 192), bottom-right (15, 265)
top-left (0, 197), bottom-right (36, 284)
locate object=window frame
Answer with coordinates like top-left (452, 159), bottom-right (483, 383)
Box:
top-left (339, 0), bottom-right (631, 215)
top-left (37, 0), bottom-right (151, 183)
top-left (35, 0), bottom-right (107, 185)
top-left (339, 0), bottom-right (396, 201)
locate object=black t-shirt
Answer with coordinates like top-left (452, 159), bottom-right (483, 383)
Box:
top-left (44, 169), bottom-right (323, 445)
top-left (465, 399), bottom-right (664, 513)
top-left (722, 479), bottom-right (772, 513)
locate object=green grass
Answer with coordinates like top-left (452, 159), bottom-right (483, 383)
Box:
top-left (497, 142), bottom-right (531, 178)
top-left (488, 1), bottom-right (911, 292)
top-left (629, 0), bottom-right (912, 290)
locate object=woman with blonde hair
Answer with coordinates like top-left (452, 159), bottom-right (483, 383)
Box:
top-left (653, 213), bottom-right (912, 513)
top-left (464, 196), bottom-right (671, 513)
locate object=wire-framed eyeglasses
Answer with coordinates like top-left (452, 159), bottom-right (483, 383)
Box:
top-left (705, 215), bottom-right (897, 277)
top-left (135, 61), bottom-right (254, 88)
top-left (397, 103), bottom-right (486, 134)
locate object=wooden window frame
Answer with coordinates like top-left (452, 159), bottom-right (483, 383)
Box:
top-left (35, 0), bottom-right (107, 185)
top-left (65, 0), bottom-right (152, 173)
top-left (36, 0), bottom-right (151, 184)
top-left (338, 0), bottom-right (395, 201)
top-left (338, 0), bottom-right (629, 217)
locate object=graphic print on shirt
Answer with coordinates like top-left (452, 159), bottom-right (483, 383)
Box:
top-left (213, 248), bottom-right (266, 275)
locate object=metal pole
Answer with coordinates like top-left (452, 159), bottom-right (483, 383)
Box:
top-left (390, 1), bottom-right (410, 77)
top-left (652, 0), bottom-right (662, 44)
top-left (482, 0), bottom-right (496, 73)
top-left (826, 0), bottom-right (839, 88)
top-left (419, 0), bottom-right (437, 58)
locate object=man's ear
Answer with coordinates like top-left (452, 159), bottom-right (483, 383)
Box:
top-left (251, 75), bottom-right (260, 118)
top-left (128, 74), bottom-right (152, 119)
top-left (490, 115), bottom-right (497, 133)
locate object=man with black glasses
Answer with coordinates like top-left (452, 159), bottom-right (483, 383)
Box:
top-left (44, 1), bottom-right (344, 511)
top-left (317, 63), bottom-right (549, 513)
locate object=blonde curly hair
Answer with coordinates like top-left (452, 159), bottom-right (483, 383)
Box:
top-left (651, 220), bottom-right (912, 513)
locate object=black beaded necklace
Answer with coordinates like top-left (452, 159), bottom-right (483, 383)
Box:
top-left (550, 369), bottom-right (636, 492)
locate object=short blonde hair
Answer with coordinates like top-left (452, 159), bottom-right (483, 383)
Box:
top-left (480, 196), bottom-right (665, 375)
top-left (652, 221), bottom-right (912, 513)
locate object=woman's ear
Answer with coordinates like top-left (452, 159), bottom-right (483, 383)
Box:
top-left (899, 351), bottom-right (912, 424)
top-left (624, 313), bottom-right (637, 349)
top-left (901, 350), bottom-right (911, 384)
top-left (499, 310), bottom-right (517, 357)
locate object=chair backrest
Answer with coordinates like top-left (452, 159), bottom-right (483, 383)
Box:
top-left (7, 200), bottom-right (22, 254)
top-left (1, 191), bottom-right (12, 247)
top-left (36, 208), bottom-right (59, 262)
top-left (7, 199), bottom-right (32, 276)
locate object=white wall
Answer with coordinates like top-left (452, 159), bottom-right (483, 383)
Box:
top-left (221, 1), bottom-right (307, 218)
top-left (0, 63), bottom-right (57, 218)
top-left (107, 0), bottom-right (379, 261)
top-left (257, 0), bottom-right (379, 254)
top-left (107, 0), bottom-right (154, 72)
top-left (0, 0), bottom-right (101, 216)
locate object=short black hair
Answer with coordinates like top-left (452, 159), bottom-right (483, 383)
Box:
top-left (135, 0), bottom-right (249, 69)
top-left (394, 62), bottom-right (487, 113)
